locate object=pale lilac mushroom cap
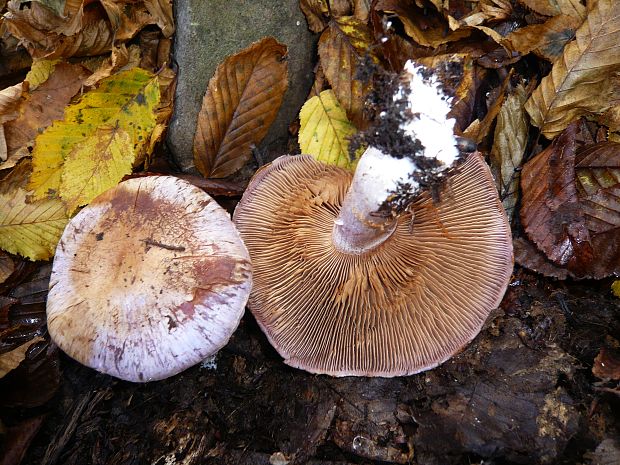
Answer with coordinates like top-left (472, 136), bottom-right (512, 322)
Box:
top-left (46, 176), bottom-right (252, 382)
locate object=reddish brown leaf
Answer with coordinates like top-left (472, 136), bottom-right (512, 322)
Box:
top-left (514, 237), bottom-right (572, 279)
top-left (520, 122), bottom-right (593, 269)
top-left (521, 126), bottom-right (620, 279)
top-left (193, 37), bottom-right (288, 178)
top-left (0, 251), bottom-right (15, 286)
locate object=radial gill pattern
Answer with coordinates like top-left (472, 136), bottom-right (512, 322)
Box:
top-left (233, 154), bottom-right (513, 377)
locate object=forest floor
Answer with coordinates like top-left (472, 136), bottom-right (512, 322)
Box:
top-left (9, 264), bottom-right (620, 465)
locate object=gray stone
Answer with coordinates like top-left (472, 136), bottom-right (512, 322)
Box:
top-left (168, 0), bottom-right (317, 173)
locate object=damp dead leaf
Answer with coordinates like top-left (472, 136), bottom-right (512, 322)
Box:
top-left (24, 58), bottom-right (61, 89)
top-left (144, 0), bottom-right (174, 38)
top-left (299, 89), bottom-right (358, 169)
top-left (490, 83), bottom-right (529, 221)
top-left (0, 337), bottom-right (44, 378)
top-left (525, 0), bottom-right (620, 139)
top-left (520, 123), bottom-right (620, 279)
top-left (0, 160), bottom-right (70, 261)
top-left (28, 68), bottom-right (160, 208)
top-left (193, 37), bottom-right (288, 178)
top-left (318, 16), bottom-right (375, 128)
top-left (503, 14), bottom-right (580, 61)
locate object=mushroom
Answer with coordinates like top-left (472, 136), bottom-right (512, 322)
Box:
top-left (46, 176), bottom-right (252, 382)
top-left (233, 62), bottom-right (513, 377)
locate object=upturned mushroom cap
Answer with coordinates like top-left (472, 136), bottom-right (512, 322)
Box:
top-left (233, 153), bottom-right (513, 377)
top-left (47, 176), bottom-right (252, 382)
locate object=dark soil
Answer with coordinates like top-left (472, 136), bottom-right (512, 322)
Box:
top-left (3, 266), bottom-right (619, 465)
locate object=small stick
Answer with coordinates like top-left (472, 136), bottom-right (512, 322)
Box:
top-left (141, 239), bottom-right (186, 252)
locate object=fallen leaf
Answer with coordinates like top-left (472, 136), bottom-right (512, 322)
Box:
top-left (353, 0), bottom-right (370, 22)
top-left (490, 84), bottom-right (529, 220)
top-left (0, 160), bottom-right (70, 260)
top-left (520, 125), bottom-right (620, 279)
top-left (0, 337), bottom-right (44, 378)
top-left (20, 0), bottom-right (66, 16)
top-left (28, 67), bottom-right (160, 205)
top-left (0, 83), bottom-right (23, 125)
top-left (61, 127), bottom-right (135, 213)
top-left (4, 62), bottom-right (90, 163)
top-left (518, 0), bottom-right (586, 19)
top-left (463, 71), bottom-right (510, 143)
top-left (503, 14), bottom-right (580, 61)
top-left (330, 0), bottom-right (353, 17)
top-left (513, 237), bottom-right (572, 279)
top-left (525, 0), bottom-right (620, 139)
top-left (299, 89), bottom-right (358, 169)
top-left (0, 339), bottom-right (59, 408)
top-left (144, 0), bottom-right (174, 38)
top-left (24, 58), bottom-right (61, 89)
top-left (0, 252), bottom-right (14, 285)
top-left (0, 416), bottom-right (45, 465)
top-left (82, 43), bottom-right (139, 87)
top-left (374, 0), bottom-right (471, 48)
top-left (193, 37), bottom-right (288, 178)
top-left (300, 0), bottom-right (330, 33)
top-left (592, 347), bottom-right (620, 380)
top-left (612, 280), bottom-right (620, 297)
top-left (318, 16), bottom-right (375, 128)
top-left (520, 122), bottom-right (591, 268)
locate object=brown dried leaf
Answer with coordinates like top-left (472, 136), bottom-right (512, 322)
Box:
top-left (3, 62), bottom-right (89, 160)
top-left (518, 0), bottom-right (586, 19)
top-left (0, 83), bottom-right (23, 124)
top-left (374, 0), bottom-right (471, 48)
top-left (463, 71), bottom-right (510, 143)
top-left (353, 0), bottom-right (370, 22)
top-left (82, 43), bottom-right (139, 87)
top-left (504, 14), bottom-right (580, 61)
top-left (330, 0), bottom-right (353, 17)
top-left (525, 0), bottom-right (620, 139)
top-left (300, 0), bottom-right (330, 33)
top-left (490, 84), bottom-right (529, 220)
top-left (144, 0), bottom-right (174, 37)
top-left (593, 347), bottom-right (620, 380)
top-left (0, 416), bottom-right (45, 465)
top-left (318, 16), bottom-right (374, 127)
top-left (0, 336), bottom-right (44, 377)
top-left (193, 37), bottom-right (288, 178)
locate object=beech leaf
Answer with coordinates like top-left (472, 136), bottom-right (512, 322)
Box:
top-left (517, 0), bottom-right (586, 19)
top-left (300, 0), bottom-right (330, 33)
top-left (28, 68), bottom-right (160, 208)
top-left (318, 16), bottom-right (375, 127)
top-left (490, 84), bottom-right (529, 221)
top-left (520, 124), bottom-right (620, 279)
top-left (525, 0), bottom-right (620, 139)
top-left (299, 89), bottom-right (358, 169)
top-left (193, 37), bottom-right (288, 178)
top-left (0, 161), bottom-right (70, 261)
top-left (503, 14), bottom-right (581, 61)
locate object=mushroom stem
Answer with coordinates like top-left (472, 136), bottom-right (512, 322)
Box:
top-left (332, 60), bottom-right (461, 254)
top-left (332, 146), bottom-right (417, 254)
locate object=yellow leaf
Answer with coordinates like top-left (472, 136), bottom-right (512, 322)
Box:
top-left (61, 127), bottom-right (134, 213)
top-left (299, 90), bottom-right (358, 169)
top-left (612, 280), bottom-right (620, 297)
top-left (0, 160), bottom-right (70, 261)
top-left (525, 0), bottom-right (620, 139)
top-left (25, 59), bottom-right (61, 90)
top-left (29, 68), bottom-right (160, 205)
